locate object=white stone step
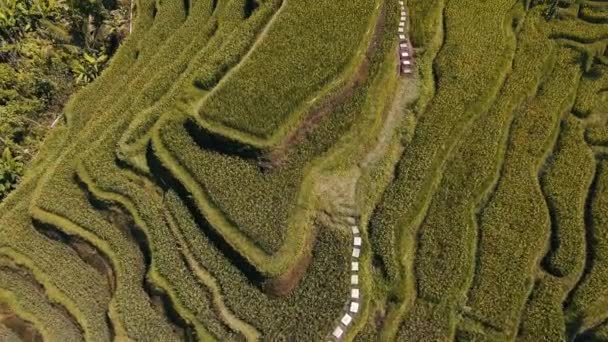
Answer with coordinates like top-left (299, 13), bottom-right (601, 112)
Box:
top-left (332, 326), bottom-right (344, 339)
top-left (341, 314), bottom-right (353, 326)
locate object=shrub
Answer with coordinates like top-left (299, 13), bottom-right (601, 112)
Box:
top-left (0, 148), bottom-right (24, 200)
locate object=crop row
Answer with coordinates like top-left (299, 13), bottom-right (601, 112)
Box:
top-left (406, 0), bottom-right (444, 115)
top-left (60, 2), bottom-right (286, 339)
top-left (516, 275), bottom-right (568, 341)
top-left (465, 46), bottom-right (582, 335)
top-left (587, 125), bottom-right (608, 146)
top-left (571, 45), bottom-right (608, 115)
top-left (4, 193), bottom-right (167, 342)
top-left (48, 0), bottom-right (222, 189)
top-left (309, 0), bottom-right (405, 336)
top-left (471, 101), bottom-right (595, 342)
top-left (163, 199), bottom-right (260, 340)
top-left (13, 0), bottom-right (252, 340)
top-left (0, 0), bottom-right (237, 340)
top-left (392, 5), bottom-right (560, 340)
top-left (368, 0), bottom-right (446, 294)
top-left (371, 0), bottom-right (521, 338)
top-left (0, 0), bottom-right (165, 218)
top-left (545, 9), bottom-right (608, 42)
top-left (118, 0), bottom-right (284, 174)
top-left (31, 178), bottom-right (188, 341)
top-left (566, 158), bottom-right (608, 331)
top-left (0, 263), bottom-right (83, 342)
top-left (541, 117), bottom-right (594, 282)
top-left (511, 116), bottom-right (595, 340)
top-left (381, 2), bottom-right (608, 339)
top-left (151, 0), bottom-right (386, 280)
top-left (165, 188), bottom-right (353, 340)
top-left (0, 201), bottom-right (113, 341)
top-left (75, 160), bottom-right (233, 340)
top-left (152, 0), bottom-right (399, 333)
top-left (23, 0), bottom-right (208, 233)
top-left (67, 0), bottom-right (285, 337)
top-left (580, 2), bottom-right (608, 23)
top-left (65, 3), bottom-right (282, 335)
top-left (460, 8), bottom-right (608, 337)
top-left (111, 0), bottom-right (275, 156)
top-left (196, 0), bottom-right (379, 142)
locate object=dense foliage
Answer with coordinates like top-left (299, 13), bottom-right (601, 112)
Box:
top-left (0, 0), bottom-right (128, 200)
top-left (0, 148), bottom-right (23, 199)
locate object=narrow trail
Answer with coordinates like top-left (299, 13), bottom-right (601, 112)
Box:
top-left (328, 1), bottom-right (415, 340)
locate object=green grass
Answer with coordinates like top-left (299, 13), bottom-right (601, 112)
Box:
top-left (117, 0), bottom-right (280, 173)
top-left (31, 189), bottom-right (190, 341)
top-left (371, 3), bottom-right (608, 340)
top-left (75, 157), bottom-right (231, 340)
top-left (371, 0), bottom-right (516, 292)
top-left (0, 0), bottom-right (257, 340)
top-left (369, 0), bottom-right (447, 289)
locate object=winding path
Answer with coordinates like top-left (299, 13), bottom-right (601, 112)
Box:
top-left (330, 220), bottom-right (363, 341)
top-left (327, 1), bottom-right (412, 340)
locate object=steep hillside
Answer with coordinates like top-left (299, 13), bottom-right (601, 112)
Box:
top-left (1, 0), bottom-right (608, 341)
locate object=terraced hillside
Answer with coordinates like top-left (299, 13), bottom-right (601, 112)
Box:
top-left (1, 0), bottom-right (608, 341)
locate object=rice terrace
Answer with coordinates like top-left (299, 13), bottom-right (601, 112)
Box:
top-left (1, 0), bottom-right (608, 340)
